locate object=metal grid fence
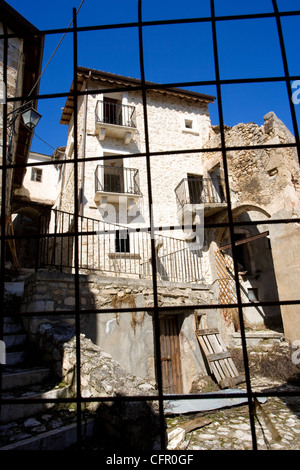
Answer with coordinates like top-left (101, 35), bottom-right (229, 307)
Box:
top-left (1, 0), bottom-right (300, 453)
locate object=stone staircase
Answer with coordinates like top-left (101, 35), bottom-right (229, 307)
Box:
top-left (0, 282), bottom-right (94, 450)
top-left (228, 329), bottom-right (286, 350)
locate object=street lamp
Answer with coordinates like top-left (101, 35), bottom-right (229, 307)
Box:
top-left (20, 106), bottom-right (42, 130)
top-left (7, 100), bottom-right (42, 130)
top-left (7, 100), bottom-right (42, 163)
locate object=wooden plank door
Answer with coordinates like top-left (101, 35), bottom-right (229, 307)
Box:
top-left (160, 316), bottom-right (183, 394)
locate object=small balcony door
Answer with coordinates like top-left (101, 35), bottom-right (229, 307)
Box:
top-left (103, 166), bottom-right (124, 193)
top-left (187, 175), bottom-right (203, 204)
top-left (103, 97), bottom-right (122, 125)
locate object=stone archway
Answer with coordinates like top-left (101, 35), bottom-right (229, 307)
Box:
top-left (11, 204), bottom-right (51, 269)
top-left (209, 204), bottom-right (283, 332)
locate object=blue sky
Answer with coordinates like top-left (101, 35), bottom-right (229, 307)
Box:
top-left (4, 0), bottom-right (300, 155)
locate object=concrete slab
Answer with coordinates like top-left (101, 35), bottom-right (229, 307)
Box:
top-left (164, 389), bottom-right (267, 415)
top-left (2, 368), bottom-right (50, 391)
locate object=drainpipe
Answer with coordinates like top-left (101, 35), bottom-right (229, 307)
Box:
top-left (79, 71), bottom-right (91, 216)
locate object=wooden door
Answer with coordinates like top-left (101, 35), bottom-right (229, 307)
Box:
top-left (160, 316), bottom-right (183, 394)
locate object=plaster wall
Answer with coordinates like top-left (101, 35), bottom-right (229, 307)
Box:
top-left (21, 271), bottom-right (213, 393)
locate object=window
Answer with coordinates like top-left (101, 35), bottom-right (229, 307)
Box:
top-left (181, 115), bottom-right (199, 135)
top-left (185, 119), bottom-right (193, 129)
top-left (234, 233), bottom-right (252, 275)
top-left (31, 167), bottom-right (42, 182)
top-left (248, 287), bottom-right (259, 302)
top-left (115, 230), bottom-right (130, 253)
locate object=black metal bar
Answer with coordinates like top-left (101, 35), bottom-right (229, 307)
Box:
top-left (0, 20), bottom-right (8, 418)
top-left (0, 1), bottom-right (299, 453)
top-left (4, 139), bottom-right (300, 174)
top-left (138, 0), bottom-right (166, 451)
top-left (35, 215), bottom-right (42, 272)
top-left (210, 0), bottom-right (257, 450)
top-left (1, 386), bottom-right (299, 405)
top-left (1, 8), bottom-right (300, 42)
top-left (272, 0), bottom-right (300, 165)
top-left (72, 7), bottom-right (82, 449)
top-left (4, 296), bottom-right (300, 321)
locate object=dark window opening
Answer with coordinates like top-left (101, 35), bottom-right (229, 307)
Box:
top-left (248, 287), bottom-right (259, 302)
top-left (234, 233), bottom-right (252, 275)
top-left (115, 230), bottom-right (130, 253)
top-left (209, 166), bottom-right (225, 203)
top-left (187, 174), bottom-right (203, 204)
top-left (31, 167), bottom-right (43, 182)
top-left (103, 97), bottom-right (122, 125)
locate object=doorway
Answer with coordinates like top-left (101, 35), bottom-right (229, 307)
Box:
top-left (159, 315), bottom-right (183, 394)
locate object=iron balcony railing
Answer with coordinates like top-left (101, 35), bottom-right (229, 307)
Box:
top-left (175, 176), bottom-right (226, 209)
top-left (95, 165), bottom-right (141, 195)
top-left (38, 209), bottom-right (204, 284)
top-left (96, 100), bottom-right (136, 128)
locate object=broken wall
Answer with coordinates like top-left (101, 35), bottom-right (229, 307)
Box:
top-left (203, 112), bottom-right (300, 341)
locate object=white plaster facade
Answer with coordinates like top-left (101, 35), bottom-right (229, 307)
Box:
top-left (14, 151), bottom-right (59, 206)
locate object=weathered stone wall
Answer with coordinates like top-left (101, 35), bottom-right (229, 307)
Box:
top-left (33, 320), bottom-right (161, 450)
top-left (20, 270), bottom-right (214, 393)
top-left (204, 112), bottom-right (300, 217)
top-left (203, 112), bottom-right (300, 340)
top-left (0, 25), bottom-right (24, 219)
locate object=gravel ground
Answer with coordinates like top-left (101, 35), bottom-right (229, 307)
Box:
top-left (166, 377), bottom-right (300, 451)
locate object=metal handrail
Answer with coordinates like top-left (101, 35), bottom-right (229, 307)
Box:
top-left (95, 164), bottom-right (142, 195)
top-left (175, 176), bottom-right (226, 208)
top-left (96, 100), bottom-right (136, 128)
top-left (38, 208), bottom-right (204, 284)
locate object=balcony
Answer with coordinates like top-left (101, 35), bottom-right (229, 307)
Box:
top-left (94, 164), bottom-right (142, 205)
top-left (175, 176), bottom-right (227, 218)
top-left (95, 100), bottom-right (137, 144)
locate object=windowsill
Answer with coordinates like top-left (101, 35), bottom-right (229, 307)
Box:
top-left (108, 252), bottom-right (141, 259)
top-left (182, 128), bottom-right (199, 136)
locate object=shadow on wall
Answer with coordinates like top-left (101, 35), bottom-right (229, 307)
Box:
top-left (215, 210), bottom-right (283, 332)
top-left (18, 271), bottom-right (162, 450)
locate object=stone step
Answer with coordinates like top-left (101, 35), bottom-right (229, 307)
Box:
top-left (3, 322), bottom-right (23, 335)
top-left (2, 367), bottom-right (51, 391)
top-left (4, 281), bottom-right (25, 297)
top-left (0, 386), bottom-right (70, 424)
top-left (5, 351), bottom-right (27, 367)
top-left (4, 334), bottom-right (27, 349)
top-left (0, 419), bottom-right (95, 450)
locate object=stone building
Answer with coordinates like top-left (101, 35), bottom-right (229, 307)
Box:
top-left (29, 66), bottom-right (299, 394)
top-left (0, 1), bottom-right (44, 238)
top-left (203, 112), bottom-right (300, 345)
